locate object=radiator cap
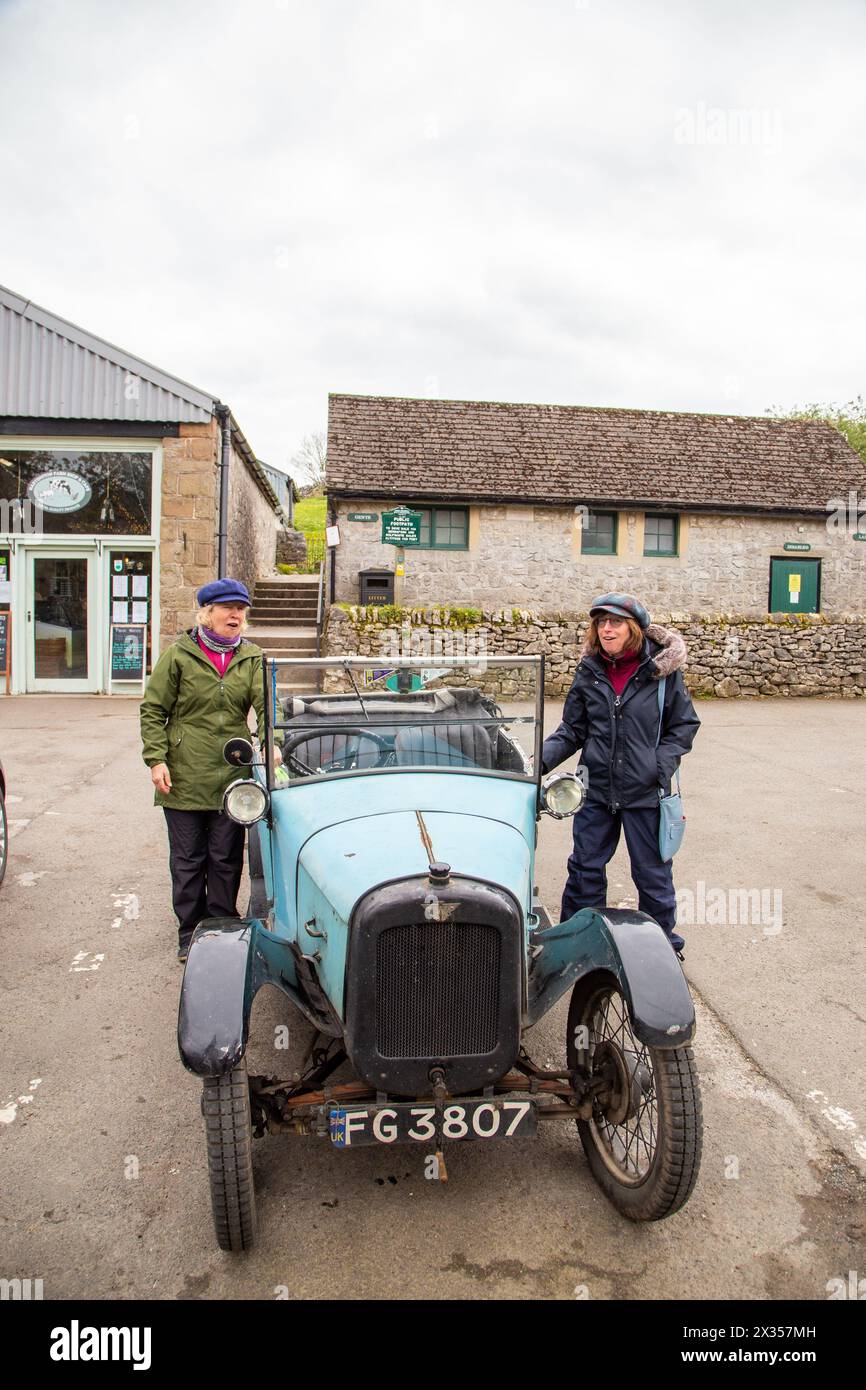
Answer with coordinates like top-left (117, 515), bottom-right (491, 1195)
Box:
top-left (428, 861), bottom-right (451, 883)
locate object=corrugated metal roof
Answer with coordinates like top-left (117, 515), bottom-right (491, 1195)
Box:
top-left (0, 284), bottom-right (216, 422)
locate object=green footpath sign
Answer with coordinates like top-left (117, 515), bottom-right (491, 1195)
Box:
top-left (381, 507), bottom-right (422, 546)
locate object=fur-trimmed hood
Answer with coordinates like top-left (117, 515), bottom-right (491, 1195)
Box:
top-left (581, 622), bottom-right (688, 679)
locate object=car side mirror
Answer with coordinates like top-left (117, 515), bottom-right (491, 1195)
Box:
top-left (223, 737), bottom-right (255, 767)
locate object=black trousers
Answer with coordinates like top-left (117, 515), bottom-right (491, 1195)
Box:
top-left (561, 802), bottom-right (684, 951)
top-left (163, 808), bottom-right (246, 940)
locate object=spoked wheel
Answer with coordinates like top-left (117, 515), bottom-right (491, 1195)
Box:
top-left (202, 1057), bottom-right (257, 1252)
top-left (567, 981), bottom-right (702, 1221)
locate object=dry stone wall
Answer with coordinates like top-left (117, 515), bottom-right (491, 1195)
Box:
top-left (325, 605), bottom-right (866, 698)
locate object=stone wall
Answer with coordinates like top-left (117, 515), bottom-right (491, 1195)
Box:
top-left (226, 439), bottom-right (278, 594)
top-left (331, 497), bottom-right (866, 618)
top-left (159, 420), bottom-right (219, 648)
top-left (325, 605), bottom-right (866, 698)
top-left (158, 420), bottom-right (278, 650)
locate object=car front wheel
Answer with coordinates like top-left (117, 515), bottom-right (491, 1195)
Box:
top-left (202, 1058), bottom-right (257, 1252)
top-left (567, 980), bottom-right (702, 1221)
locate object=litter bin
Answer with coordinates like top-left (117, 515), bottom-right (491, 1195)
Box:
top-left (359, 569), bottom-right (394, 607)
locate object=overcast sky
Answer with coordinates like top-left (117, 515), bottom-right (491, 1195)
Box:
top-left (1, 0), bottom-right (864, 475)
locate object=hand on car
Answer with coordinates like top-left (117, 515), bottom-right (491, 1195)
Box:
top-left (151, 762), bottom-right (172, 795)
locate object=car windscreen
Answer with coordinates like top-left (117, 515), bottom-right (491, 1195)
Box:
top-left (264, 657), bottom-right (543, 786)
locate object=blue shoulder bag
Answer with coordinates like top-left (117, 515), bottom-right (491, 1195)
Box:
top-left (656, 677), bottom-right (686, 862)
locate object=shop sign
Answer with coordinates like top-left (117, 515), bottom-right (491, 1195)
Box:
top-left (348, 512), bottom-right (378, 522)
top-left (783, 541), bottom-right (811, 552)
top-left (26, 471), bottom-right (92, 514)
top-left (110, 623), bottom-right (146, 682)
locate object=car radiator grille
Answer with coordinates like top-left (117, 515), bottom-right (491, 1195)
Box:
top-left (376, 922), bottom-right (501, 1059)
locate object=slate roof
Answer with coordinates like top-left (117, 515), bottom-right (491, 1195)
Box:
top-left (326, 394), bottom-right (866, 515)
top-left (0, 283), bottom-right (282, 513)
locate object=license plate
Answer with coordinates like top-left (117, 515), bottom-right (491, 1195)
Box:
top-left (328, 1098), bottom-right (537, 1147)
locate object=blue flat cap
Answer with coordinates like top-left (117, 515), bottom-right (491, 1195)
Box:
top-left (589, 592), bottom-right (650, 630)
top-left (196, 578), bottom-right (252, 607)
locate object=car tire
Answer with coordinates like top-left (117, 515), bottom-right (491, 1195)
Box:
top-left (567, 979), bottom-right (702, 1221)
top-left (0, 790), bottom-right (7, 887)
top-left (202, 1058), bottom-right (257, 1252)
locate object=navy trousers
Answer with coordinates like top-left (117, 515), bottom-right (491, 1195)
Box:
top-left (560, 803), bottom-right (684, 951)
top-left (163, 808), bottom-right (246, 943)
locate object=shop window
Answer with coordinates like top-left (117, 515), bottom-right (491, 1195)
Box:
top-left (644, 514), bottom-right (679, 556)
top-left (582, 510), bottom-right (618, 555)
top-left (0, 450), bottom-right (153, 536)
top-left (413, 506), bottom-right (469, 550)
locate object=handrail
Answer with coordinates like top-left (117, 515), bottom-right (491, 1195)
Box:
top-left (315, 558), bottom-right (325, 657)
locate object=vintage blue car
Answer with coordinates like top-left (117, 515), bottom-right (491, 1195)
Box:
top-left (177, 655), bottom-right (702, 1251)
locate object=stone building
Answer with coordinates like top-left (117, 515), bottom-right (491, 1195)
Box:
top-left (325, 393), bottom-right (866, 618)
top-left (0, 284), bottom-right (285, 694)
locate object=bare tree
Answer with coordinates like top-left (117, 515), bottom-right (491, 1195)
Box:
top-left (290, 431), bottom-right (327, 494)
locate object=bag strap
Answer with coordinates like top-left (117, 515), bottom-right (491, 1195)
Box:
top-left (655, 677), bottom-right (666, 747)
top-left (655, 676), bottom-right (682, 797)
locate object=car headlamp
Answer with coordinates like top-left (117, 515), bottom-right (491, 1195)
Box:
top-left (223, 778), bottom-right (270, 825)
top-left (541, 772), bottom-right (586, 819)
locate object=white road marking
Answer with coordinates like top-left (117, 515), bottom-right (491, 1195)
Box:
top-left (15, 871), bottom-right (47, 887)
top-left (806, 1090), bottom-right (866, 1161)
top-left (111, 892), bottom-right (140, 927)
top-left (69, 951), bottom-right (105, 973)
top-left (0, 1079), bottom-right (43, 1125)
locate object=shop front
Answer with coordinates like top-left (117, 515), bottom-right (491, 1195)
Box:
top-left (0, 440), bottom-right (160, 694)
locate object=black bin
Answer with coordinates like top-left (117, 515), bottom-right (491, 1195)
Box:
top-left (359, 569), bottom-right (395, 606)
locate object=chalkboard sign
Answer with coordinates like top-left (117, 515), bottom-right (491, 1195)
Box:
top-left (110, 623), bottom-right (146, 683)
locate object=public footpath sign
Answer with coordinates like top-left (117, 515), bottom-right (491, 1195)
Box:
top-left (381, 507), bottom-right (422, 546)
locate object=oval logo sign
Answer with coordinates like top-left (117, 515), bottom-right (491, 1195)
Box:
top-left (26, 471), bottom-right (92, 513)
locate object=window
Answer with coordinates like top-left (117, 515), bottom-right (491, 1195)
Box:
top-left (0, 450), bottom-right (153, 536)
top-left (413, 506), bottom-right (468, 550)
top-left (644, 514), bottom-right (678, 556)
top-left (582, 510), bottom-right (618, 555)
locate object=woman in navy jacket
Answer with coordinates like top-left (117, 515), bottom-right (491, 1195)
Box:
top-left (541, 593), bottom-right (700, 953)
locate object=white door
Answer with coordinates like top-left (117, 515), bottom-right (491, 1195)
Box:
top-left (25, 550), bottom-right (99, 693)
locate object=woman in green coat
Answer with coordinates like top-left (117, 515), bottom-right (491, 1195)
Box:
top-left (140, 578), bottom-right (279, 961)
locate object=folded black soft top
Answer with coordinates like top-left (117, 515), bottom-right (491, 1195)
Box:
top-left (281, 686), bottom-right (500, 725)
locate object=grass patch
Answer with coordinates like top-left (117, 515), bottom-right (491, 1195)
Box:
top-left (294, 496), bottom-right (327, 535)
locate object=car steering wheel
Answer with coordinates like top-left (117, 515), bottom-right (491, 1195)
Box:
top-left (281, 728), bottom-right (394, 776)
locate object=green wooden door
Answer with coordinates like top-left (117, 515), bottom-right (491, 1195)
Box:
top-left (769, 558), bottom-right (820, 613)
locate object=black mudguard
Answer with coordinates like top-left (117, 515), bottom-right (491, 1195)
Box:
top-left (177, 917), bottom-right (265, 1077)
top-left (526, 906), bottom-right (695, 1047)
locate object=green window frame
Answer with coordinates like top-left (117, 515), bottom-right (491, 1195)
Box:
top-left (644, 513), bottom-right (679, 556)
top-left (582, 510), bottom-right (618, 555)
top-left (412, 505), bottom-right (469, 550)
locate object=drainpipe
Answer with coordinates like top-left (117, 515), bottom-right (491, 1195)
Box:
top-left (216, 404), bottom-right (231, 578)
top-left (328, 497), bottom-right (337, 604)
